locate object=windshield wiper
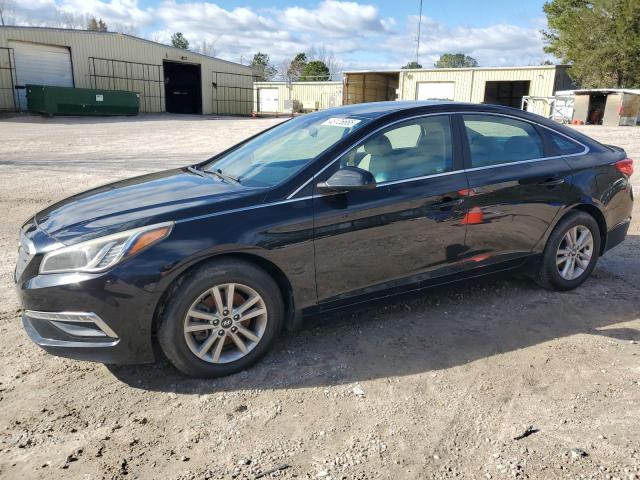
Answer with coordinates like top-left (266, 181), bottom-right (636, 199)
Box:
top-left (187, 165), bottom-right (205, 177)
top-left (211, 168), bottom-right (241, 184)
top-left (188, 165), bottom-right (240, 185)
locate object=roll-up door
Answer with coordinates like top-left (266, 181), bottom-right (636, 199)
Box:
top-left (416, 82), bottom-right (455, 101)
top-left (9, 41), bottom-right (74, 110)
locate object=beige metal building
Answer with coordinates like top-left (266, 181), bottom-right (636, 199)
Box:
top-left (254, 81), bottom-right (343, 114)
top-left (343, 65), bottom-right (575, 116)
top-left (0, 26), bottom-right (254, 115)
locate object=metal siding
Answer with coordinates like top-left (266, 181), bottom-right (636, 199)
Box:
top-left (0, 27), bottom-right (252, 114)
top-left (398, 67), bottom-right (560, 105)
top-left (210, 70), bottom-right (253, 115)
top-left (254, 82), bottom-right (343, 113)
top-left (0, 46), bottom-right (17, 111)
top-left (469, 68), bottom-right (557, 103)
top-left (400, 70), bottom-right (473, 101)
top-left (293, 82), bottom-right (343, 110)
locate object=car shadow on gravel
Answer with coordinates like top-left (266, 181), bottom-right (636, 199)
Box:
top-left (108, 241), bottom-right (640, 393)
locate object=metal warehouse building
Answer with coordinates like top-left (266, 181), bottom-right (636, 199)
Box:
top-left (254, 81), bottom-right (343, 114)
top-left (0, 26), bottom-right (254, 115)
top-left (343, 65), bottom-right (575, 116)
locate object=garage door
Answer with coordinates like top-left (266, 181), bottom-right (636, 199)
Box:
top-left (258, 88), bottom-right (279, 112)
top-left (9, 41), bottom-right (74, 110)
top-left (416, 82), bottom-right (455, 101)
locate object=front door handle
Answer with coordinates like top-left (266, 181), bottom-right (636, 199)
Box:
top-left (538, 177), bottom-right (565, 187)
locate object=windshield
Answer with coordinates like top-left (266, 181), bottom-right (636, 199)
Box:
top-left (204, 112), bottom-right (370, 187)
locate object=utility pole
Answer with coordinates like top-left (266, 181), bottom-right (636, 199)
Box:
top-left (416, 0), bottom-right (423, 65)
top-left (0, 0), bottom-right (6, 27)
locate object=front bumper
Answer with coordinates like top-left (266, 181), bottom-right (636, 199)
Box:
top-left (25, 310), bottom-right (119, 338)
top-left (17, 269), bottom-right (161, 364)
top-left (23, 312), bottom-right (125, 363)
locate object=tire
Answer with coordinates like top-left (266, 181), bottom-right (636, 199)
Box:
top-left (158, 258), bottom-right (284, 378)
top-left (535, 210), bottom-right (601, 291)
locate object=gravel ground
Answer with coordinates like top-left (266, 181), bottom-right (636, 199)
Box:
top-left (0, 114), bottom-right (639, 480)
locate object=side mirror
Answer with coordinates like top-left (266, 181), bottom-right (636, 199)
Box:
top-left (317, 166), bottom-right (377, 193)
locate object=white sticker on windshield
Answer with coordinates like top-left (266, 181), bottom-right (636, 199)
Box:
top-left (321, 117), bottom-right (362, 128)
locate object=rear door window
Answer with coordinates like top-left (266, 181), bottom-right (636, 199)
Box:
top-left (463, 115), bottom-right (544, 168)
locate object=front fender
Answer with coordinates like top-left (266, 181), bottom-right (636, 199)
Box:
top-left (128, 199), bottom-right (317, 328)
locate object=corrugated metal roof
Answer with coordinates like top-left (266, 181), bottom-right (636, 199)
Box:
top-left (254, 81), bottom-right (342, 85)
top-left (0, 25), bottom-right (244, 68)
top-left (556, 88), bottom-right (640, 96)
top-left (343, 65), bottom-right (565, 74)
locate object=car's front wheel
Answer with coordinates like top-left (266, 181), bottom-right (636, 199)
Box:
top-left (535, 210), bottom-right (601, 291)
top-left (158, 259), bottom-right (284, 378)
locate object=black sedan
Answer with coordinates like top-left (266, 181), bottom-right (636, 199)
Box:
top-left (15, 101), bottom-right (634, 377)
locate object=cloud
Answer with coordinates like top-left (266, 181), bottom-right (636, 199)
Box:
top-left (3, 1), bottom-right (552, 71)
top-left (283, 1), bottom-right (392, 36)
top-left (156, 1), bottom-right (278, 35)
top-left (58, 0), bottom-right (154, 27)
top-left (385, 16), bottom-right (551, 68)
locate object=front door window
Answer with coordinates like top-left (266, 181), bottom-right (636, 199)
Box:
top-left (341, 115), bottom-right (454, 183)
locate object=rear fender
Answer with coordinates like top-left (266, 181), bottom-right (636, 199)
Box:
top-left (533, 199), bottom-right (607, 255)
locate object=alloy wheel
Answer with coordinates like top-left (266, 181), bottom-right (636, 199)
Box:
top-left (183, 283), bottom-right (268, 364)
top-left (556, 225), bottom-right (594, 281)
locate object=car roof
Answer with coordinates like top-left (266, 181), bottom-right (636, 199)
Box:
top-left (326, 101), bottom-right (453, 118)
top-left (308, 101), bottom-right (600, 148)
top-left (324, 100), bottom-right (530, 119)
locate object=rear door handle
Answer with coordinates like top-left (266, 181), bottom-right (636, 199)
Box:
top-left (430, 197), bottom-right (464, 210)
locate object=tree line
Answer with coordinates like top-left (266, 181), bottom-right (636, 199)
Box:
top-left (249, 47), bottom-right (341, 82)
top-left (402, 53), bottom-right (479, 70)
top-left (543, 0), bottom-right (640, 88)
top-left (250, 51), bottom-right (482, 82)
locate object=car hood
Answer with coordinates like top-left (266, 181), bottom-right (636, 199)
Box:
top-left (35, 168), bottom-right (263, 244)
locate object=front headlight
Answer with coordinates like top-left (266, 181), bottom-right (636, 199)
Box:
top-left (39, 222), bottom-right (173, 274)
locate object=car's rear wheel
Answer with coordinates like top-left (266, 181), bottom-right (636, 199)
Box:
top-left (535, 211), bottom-right (601, 291)
top-left (158, 259), bottom-right (284, 378)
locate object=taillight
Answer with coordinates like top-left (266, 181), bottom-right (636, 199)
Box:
top-left (615, 158), bottom-right (634, 176)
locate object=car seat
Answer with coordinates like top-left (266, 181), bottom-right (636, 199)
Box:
top-left (469, 135), bottom-right (498, 167)
top-left (416, 126), bottom-right (450, 174)
top-left (502, 136), bottom-right (541, 161)
top-left (363, 135), bottom-right (395, 182)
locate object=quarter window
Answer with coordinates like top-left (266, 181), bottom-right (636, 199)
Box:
top-left (463, 115), bottom-right (544, 167)
top-left (341, 116), bottom-right (453, 183)
top-left (548, 131), bottom-right (584, 155)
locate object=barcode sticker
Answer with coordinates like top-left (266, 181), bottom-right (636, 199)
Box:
top-left (321, 118), bottom-right (361, 128)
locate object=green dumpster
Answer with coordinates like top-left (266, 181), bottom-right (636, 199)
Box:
top-left (26, 85), bottom-right (140, 116)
